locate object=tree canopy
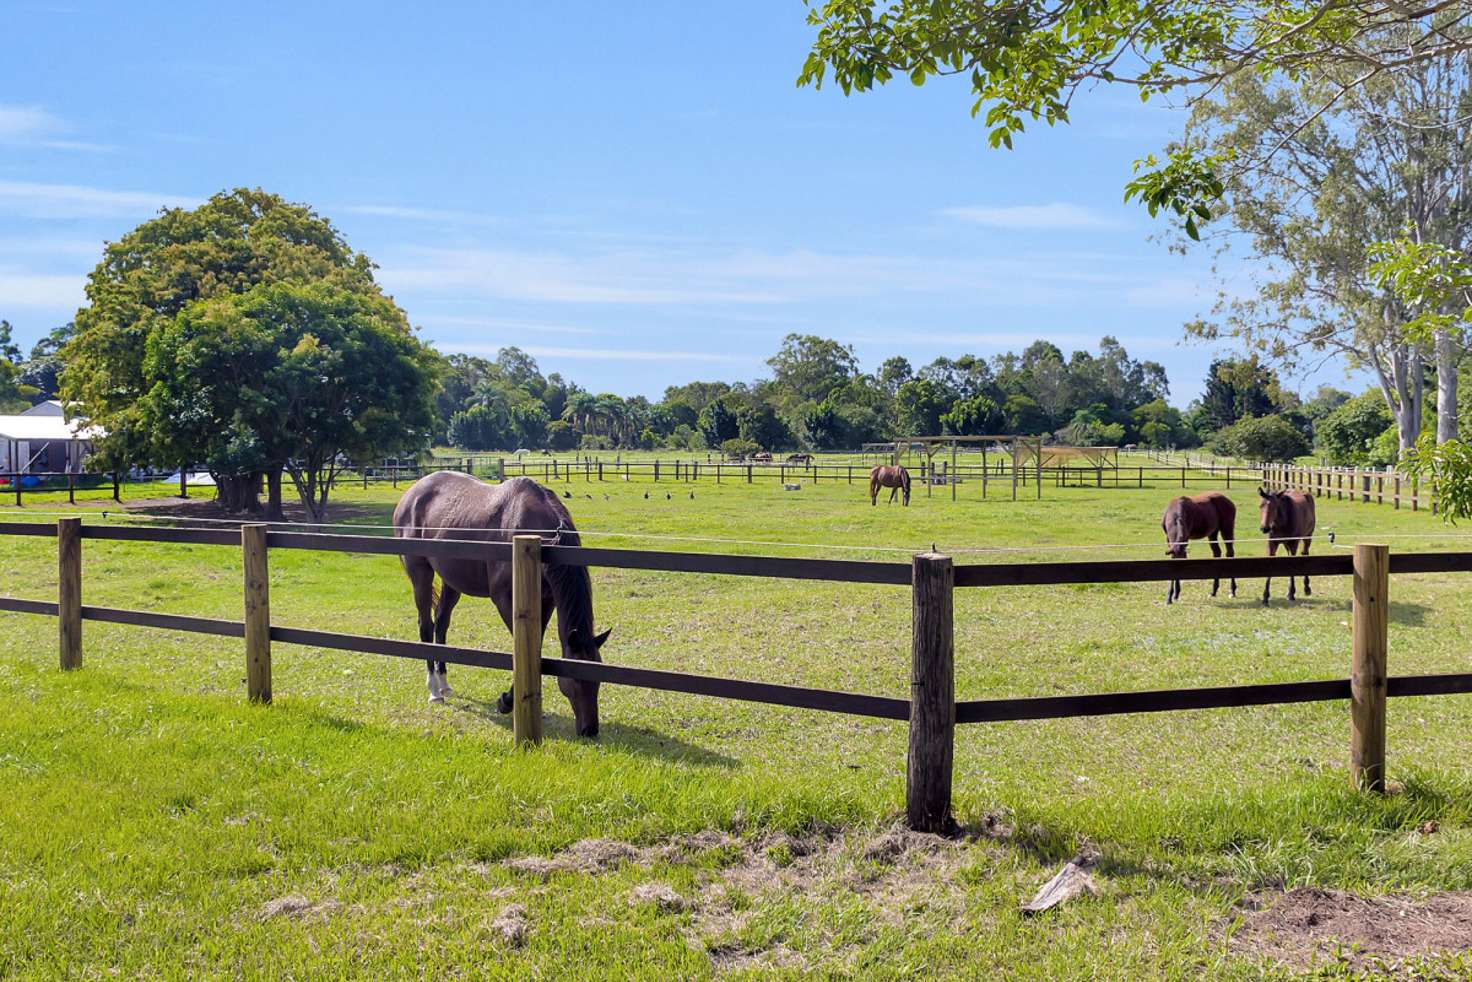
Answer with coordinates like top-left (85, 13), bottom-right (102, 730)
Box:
top-left (62, 188), bottom-right (436, 519)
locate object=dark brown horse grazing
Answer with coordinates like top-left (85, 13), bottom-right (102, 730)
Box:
top-left (1259, 487), bottom-right (1316, 605)
top-left (1161, 492), bottom-right (1238, 604)
top-left (869, 465), bottom-right (911, 506)
top-left (392, 472), bottom-right (610, 737)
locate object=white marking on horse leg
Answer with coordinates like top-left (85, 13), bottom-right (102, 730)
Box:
top-left (436, 672), bottom-right (452, 698)
top-left (427, 669), bottom-right (444, 703)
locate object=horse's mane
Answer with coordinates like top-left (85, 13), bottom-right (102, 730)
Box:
top-left (538, 489), bottom-right (595, 639)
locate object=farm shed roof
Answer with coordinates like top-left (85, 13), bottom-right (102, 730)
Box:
top-left (0, 414), bottom-right (101, 442)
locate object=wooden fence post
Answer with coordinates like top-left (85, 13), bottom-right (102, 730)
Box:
top-left (58, 516), bottom-right (81, 671)
top-left (242, 523), bottom-right (271, 704)
top-left (511, 534), bottom-right (544, 747)
top-left (1351, 543), bottom-right (1388, 792)
top-left (907, 551), bottom-right (955, 833)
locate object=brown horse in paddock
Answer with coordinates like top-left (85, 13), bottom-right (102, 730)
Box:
top-left (869, 465), bottom-right (911, 506)
top-left (1259, 487), bottom-right (1316, 605)
top-left (392, 472), bottom-right (611, 737)
top-left (1161, 491), bottom-right (1238, 604)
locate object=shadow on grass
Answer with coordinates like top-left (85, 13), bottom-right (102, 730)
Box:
top-left (452, 695), bottom-right (741, 768)
top-left (977, 769), bottom-right (1471, 889)
top-left (121, 497), bottom-right (400, 530)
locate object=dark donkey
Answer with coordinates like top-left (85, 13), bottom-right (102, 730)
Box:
top-left (392, 472), bottom-right (611, 737)
top-left (1161, 491), bottom-right (1238, 604)
top-left (1259, 487), bottom-right (1316, 606)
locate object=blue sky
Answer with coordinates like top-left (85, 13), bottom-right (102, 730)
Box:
top-left (0, 1), bottom-right (1325, 405)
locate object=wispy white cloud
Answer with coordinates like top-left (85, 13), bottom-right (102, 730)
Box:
top-left (378, 242), bottom-right (1198, 310)
top-left (0, 104), bottom-right (111, 152)
top-left (382, 247), bottom-right (788, 305)
top-left (343, 204), bottom-right (500, 226)
top-left (447, 341), bottom-right (754, 364)
top-left (851, 329), bottom-right (1183, 353)
top-left (419, 314), bottom-right (603, 337)
top-left (0, 270), bottom-right (84, 309)
top-left (938, 202), bottom-right (1118, 230)
top-left (0, 180), bottom-right (196, 219)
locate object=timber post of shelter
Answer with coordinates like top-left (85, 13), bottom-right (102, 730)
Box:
top-left (58, 516), bottom-right (81, 670)
top-left (1351, 543), bottom-right (1389, 791)
top-left (242, 524), bottom-right (271, 704)
top-left (908, 551), bottom-right (955, 832)
top-left (511, 533), bottom-right (544, 747)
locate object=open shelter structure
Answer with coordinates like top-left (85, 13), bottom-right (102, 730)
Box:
top-left (884, 435), bottom-right (1045, 500)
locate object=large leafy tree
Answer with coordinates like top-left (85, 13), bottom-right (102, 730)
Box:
top-left (1198, 356), bottom-right (1285, 430)
top-left (63, 188), bottom-right (379, 509)
top-left (799, 1), bottom-right (1472, 229)
top-left (766, 333), bottom-right (859, 406)
top-left (140, 282), bottom-right (437, 522)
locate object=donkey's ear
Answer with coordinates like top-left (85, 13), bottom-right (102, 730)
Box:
top-left (593, 628), bottom-right (612, 649)
top-left (1259, 487), bottom-right (1269, 498)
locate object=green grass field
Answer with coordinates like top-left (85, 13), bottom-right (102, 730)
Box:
top-left (2, 474), bottom-right (1471, 978)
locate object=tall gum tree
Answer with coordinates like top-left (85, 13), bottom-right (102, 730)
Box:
top-left (1181, 33), bottom-right (1472, 453)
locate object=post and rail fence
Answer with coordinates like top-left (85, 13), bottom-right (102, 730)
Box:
top-left (1262, 462), bottom-right (1436, 514)
top-left (3, 457), bottom-right (1434, 510)
top-left (4, 521), bottom-right (1472, 825)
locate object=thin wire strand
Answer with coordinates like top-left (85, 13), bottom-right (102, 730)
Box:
top-left (5, 510), bottom-right (1472, 557)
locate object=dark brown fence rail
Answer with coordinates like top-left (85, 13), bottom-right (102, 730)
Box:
top-left (3, 519), bottom-right (1471, 830)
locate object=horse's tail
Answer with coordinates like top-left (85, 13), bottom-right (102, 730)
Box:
top-left (901, 467), bottom-right (912, 501)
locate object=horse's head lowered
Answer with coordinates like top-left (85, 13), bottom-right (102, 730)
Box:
top-left (559, 626), bottom-right (611, 738)
top-left (1163, 512), bottom-right (1190, 558)
top-left (1258, 487), bottom-right (1291, 535)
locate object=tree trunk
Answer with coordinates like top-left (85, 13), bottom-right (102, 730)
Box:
top-left (1437, 329), bottom-right (1458, 444)
top-left (264, 467), bottom-right (285, 521)
top-left (213, 472), bottom-right (262, 513)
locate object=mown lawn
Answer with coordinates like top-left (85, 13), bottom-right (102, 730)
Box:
top-left (2, 475), bottom-right (1471, 978)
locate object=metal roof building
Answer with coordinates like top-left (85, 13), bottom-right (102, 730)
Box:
top-left (0, 402), bottom-right (100, 475)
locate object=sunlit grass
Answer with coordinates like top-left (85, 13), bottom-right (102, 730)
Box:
top-left (2, 476), bottom-right (1471, 977)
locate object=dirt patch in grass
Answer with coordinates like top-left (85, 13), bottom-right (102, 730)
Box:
top-left (505, 820), bottom-right (1004, 972)
top-left (259, 894), bottom-right (341, 921)
top-left (490, 904), bottom-right (530, 947)
top-left (1229, 888), bottom-right (1472, 971)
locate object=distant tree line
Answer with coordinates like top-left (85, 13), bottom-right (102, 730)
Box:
top-left (9, 188), bottom-right (1469, 526)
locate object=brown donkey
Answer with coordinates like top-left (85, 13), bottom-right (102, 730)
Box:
top-left (1161, 491), bottom-right (1238, 604)
top-left (1259, 487), bottom-right (1316, 605)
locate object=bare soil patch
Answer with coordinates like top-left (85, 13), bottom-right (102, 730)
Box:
top-left (504, 820), bottom-right (1006, 972)
top-left (1230, 888), bottom-right (1472, 971)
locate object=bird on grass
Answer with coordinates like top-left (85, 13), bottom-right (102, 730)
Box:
top-left (666, 492), bottom-right (672, 500)
top-left (562, 491), bottom-right (572, 499)
top-left (643, 491), bottom-right (649, 499)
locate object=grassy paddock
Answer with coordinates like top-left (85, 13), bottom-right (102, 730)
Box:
top-left (2, 478), bottom-right (1472, 977)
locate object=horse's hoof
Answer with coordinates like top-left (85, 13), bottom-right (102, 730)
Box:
top-left (438, 685), bottom-right (453, 699)
top-left (428, 694), bottom-right (445, 705)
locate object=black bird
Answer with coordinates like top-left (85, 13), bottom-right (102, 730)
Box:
top-left (689, 492), bottom-right (694, 499)
top-left (562, 490), bottom-right (572, 499)
top-left (644, 491), bottom-right (649, 499)
top-left (666, 492), bottom-right (671, 500)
